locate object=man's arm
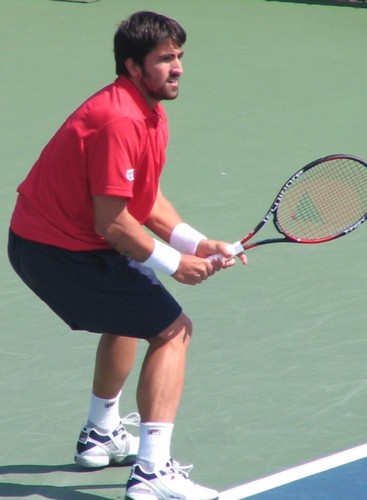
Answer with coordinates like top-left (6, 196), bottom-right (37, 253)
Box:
top-left (93, 195), bottom-right (155, 261)
top-left (144, 186), bottom-right (182, 242)
top-left (145, 187), bottom-right (247, 266)
top-left (93, 194), bottom-right (221, 285)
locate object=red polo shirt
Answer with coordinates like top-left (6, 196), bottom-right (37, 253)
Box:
top-left (10, 77), bottom-right (168, 250)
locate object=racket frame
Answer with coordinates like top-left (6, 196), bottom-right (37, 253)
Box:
top-left (239, 154), bottom-right (367, 251)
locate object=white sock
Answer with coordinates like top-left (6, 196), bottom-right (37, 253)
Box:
top-left (87, 391), bottom-right (121, 433)
top-left (137, 422), bottom-right (174, 472)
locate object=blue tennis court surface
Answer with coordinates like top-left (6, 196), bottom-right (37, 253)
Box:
top-left (219, 444), bottom-right (367, 499)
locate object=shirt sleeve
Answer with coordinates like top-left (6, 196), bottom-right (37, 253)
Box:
top-left (88, 117), bottom-right (144, 198)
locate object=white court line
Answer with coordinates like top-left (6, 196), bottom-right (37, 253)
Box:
top-left (219, 443), bottom-right (367, 500)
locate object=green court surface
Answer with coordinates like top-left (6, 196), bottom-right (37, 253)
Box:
top-left (1, 1), bottom-right (367, 498)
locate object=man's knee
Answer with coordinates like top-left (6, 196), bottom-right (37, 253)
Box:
top-left (150, 312), bottom-right (192, 346)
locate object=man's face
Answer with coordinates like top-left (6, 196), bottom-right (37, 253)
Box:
top-left (136, 39), bottom-right (184, 108)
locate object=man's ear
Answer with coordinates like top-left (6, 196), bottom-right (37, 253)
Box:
top-left (125, 58), bottom-right (142, 78)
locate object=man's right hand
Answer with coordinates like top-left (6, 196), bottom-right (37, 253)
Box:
top-left (172, 254), bottom-right (216, 285)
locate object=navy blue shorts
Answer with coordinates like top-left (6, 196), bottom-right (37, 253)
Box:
top-left (8, 229), bottom-right (182, 339)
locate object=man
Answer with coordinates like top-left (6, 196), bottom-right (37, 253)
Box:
top-left (8, 11), bottom-right (246, 500)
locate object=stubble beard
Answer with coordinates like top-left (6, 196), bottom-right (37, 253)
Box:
top-left (141, 71), bottom-right (180, 102)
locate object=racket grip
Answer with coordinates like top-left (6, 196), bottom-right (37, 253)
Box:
top-left (207, 241), bottom-right (244, 262)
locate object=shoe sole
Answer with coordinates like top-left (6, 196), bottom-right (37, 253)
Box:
top-left (125, 483), bottom-right (219, 500)
top-left (75, 454), bottom-right (137, 468)
top-left (125, 494), bottom-right (219, 500)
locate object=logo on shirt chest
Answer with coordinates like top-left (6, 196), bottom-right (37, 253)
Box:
top-left (126, 169), bottom-right (135, 181)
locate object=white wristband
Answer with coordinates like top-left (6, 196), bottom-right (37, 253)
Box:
top-left (169, 223), bottom-right (207, 255)
top-left (142, 239), bottom-right (181, 276)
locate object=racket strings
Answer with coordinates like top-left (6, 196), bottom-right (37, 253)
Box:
top-left (276, 158), bottom-right (367, 241)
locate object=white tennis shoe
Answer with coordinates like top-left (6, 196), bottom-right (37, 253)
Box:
top-left (75, 413), bottom-right (140, 468)
top-left (125, 458), bottom-right (219, 500)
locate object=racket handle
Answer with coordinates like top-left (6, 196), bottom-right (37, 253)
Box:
top-left (207, 241), bottom-right (244, 262)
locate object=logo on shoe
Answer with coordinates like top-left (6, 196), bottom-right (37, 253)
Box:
top-left (79, 430), bottom-right (88, 444)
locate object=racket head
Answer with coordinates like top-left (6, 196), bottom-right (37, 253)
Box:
top-left (272, 154), bottom-right (367, 243)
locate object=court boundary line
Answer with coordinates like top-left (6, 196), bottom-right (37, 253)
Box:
top-left (219, 442), bottom-right (367, 499)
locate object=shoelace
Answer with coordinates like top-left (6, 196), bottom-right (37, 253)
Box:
top-left (120, 412), bottom-right (140, 427)
top-left (169, 459), bottom-right (193, 479)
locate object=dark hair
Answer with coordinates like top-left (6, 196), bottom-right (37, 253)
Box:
top-left (114, 11), bottom-right (186, 76)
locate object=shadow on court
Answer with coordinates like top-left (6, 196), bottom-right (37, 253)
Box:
top-left (0, 464), bottom-right (124, 499)
top-left (265, 0), bottom-right (367, 7)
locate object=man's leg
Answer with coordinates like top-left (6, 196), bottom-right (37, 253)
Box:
top-left (126, 312), bottom-right (218, 500)
top-left (75, 334), bottom-right (139, 468)
top-left (137, 312), bottom-right (191, 423)
top-left (134, 312), bottom-right (191, 472)
top-left (93, 334), bottom-right (138, 399)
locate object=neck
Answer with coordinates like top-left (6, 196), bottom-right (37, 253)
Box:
top-left (128, 76), bottom-right (159, 110)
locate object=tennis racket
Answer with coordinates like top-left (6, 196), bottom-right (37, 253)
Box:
top-left (210, 154), bottom-right (367, 259)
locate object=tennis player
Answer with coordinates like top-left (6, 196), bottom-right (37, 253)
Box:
top-left (7, 11), bottom-right (246, 500)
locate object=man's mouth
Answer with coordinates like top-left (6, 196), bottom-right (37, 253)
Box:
top-left (167, 78), bottom-right (179, 86)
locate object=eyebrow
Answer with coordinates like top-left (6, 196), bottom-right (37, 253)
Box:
top-left (158, 50), bottom-right (184, 60)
